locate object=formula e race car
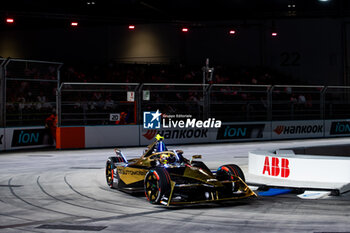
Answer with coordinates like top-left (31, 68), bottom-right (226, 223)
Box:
top-left (105, 134), bottom-right (256, 206)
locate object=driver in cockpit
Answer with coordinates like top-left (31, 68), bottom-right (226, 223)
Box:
top-left (159, 153), bottom-right (175, 165)
top-left (153, 134), bottom-right (185, 166)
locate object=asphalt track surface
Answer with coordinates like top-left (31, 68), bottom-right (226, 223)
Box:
top-left (1, 138), bottom-right (350, 233)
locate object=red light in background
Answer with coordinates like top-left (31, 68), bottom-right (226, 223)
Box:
top-left (6, 18), bottom-right (14, 24)
top-left (272, 32), bottom-right (278, 37)
top-left (229, 30), bottom-right (236, 35)
top-left (128, 25), bottom-right (135, 30)
top-left (182, 28), bottom-right (189, 32)
top-left (71, 22), bottom-right (78, 27)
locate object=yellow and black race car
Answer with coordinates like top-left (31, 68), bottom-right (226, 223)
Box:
top-left (105, 134), bottom-right (256, 206)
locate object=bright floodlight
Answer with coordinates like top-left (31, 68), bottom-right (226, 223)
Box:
top-left (129, 25), bottom-right (135, 30)
top-left (229, 30), bottom-right (236, 35)
top-left (6, 18), bottom-right (14, 23)
top-left (71, 22), bottom-right (78, 27)
top-left (182, 28), bottom-right (189, 32)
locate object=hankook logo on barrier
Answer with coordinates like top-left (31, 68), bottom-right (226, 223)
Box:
top-left (143, 129), bottom-right (208, 140)
top-left (216, 124), bottom-right (265, 140)
top-left (330, 121), bottom-right (350, 135)
top-left (263, 156), bottom-right (290, 178)
top-left (273, 125), bottom-right (323, 135)
top-left (11, 129), bottom-right (47, 147)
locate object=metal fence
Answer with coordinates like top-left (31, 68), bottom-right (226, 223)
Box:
top-left (57, 83), bottom-right (350, 127)
top-left (140, 83), bottom-right (209, 121)
top-left (1, 58), bottom-right (350, 128)
top-left (58, 83), bottom-right (139, 126)
top-left (324, 86), bottom-right (350, 119)
top-left (209, 84), bottom-right (270, 122)
top-left (1, 58), bottom-right (62, 127)
top-left (271, 85), bottom-right (324, 121)
top-left (0, 58), bottom-right (6, 128)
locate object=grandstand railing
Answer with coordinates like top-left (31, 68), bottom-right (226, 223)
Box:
top-left (139, 83), bottom-right (210, 122)
top-left (0, 58), bottom-right (6, 128)
top-left (1, 56), bottom-right (350, 128)
top-left (1, 58), bottom-right (63, 127)
top-left (57, 83), bottom-right (139, 126)
top-left (56, 83), bottom-right (350, 127)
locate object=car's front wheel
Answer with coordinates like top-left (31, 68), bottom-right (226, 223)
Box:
top-left (106, 157), bottom-right (120, 189)
top-left (216, 164), bottom-right (245, 192)
top-left (144, 168), bottom-right (171, 204)
top-left (216, 164), bottom-right (245, 182)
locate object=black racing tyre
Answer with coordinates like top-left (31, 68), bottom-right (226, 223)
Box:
top-left (144, 167), bottom-right (171, 204)
top-left (106, 157), bottom-right (120, 189)
top-left (216, 164), bottom-right (245, 182)
top-left (191, 161), bottom-right (211, 172)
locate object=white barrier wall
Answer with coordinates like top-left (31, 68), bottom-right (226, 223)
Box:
top-left (85, 125), bottom-right (139, 148)
top-left (249, 150), bottom-right (350, 184)
top-left (4, 119), bottom-right (350, 150)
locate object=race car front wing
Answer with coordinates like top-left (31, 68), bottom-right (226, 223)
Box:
top-left (161, 177), bottom-right (257, 206)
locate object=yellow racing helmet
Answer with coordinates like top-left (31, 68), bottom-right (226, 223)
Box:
top-left (160, 153), bottom-right (170, 164)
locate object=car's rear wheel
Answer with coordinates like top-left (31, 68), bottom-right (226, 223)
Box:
top-left (144, 168), bottom-right (171, 204)
top-left (216, 164), bottom-right (245, 182)
top-left (106, 157), bottom-right (119, 189)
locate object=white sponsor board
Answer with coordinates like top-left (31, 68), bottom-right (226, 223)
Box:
top-left (5, 127), bottom-right (54, 150)
top-left (0, 128), bottom-right (4, 151)
top-left (85, 125), bottom-right (139, 148)
top-left (325, 119), bottom-right (350, 137)
top-left (109, 113), bottom-right (120, 122)
top-left (127, 91), bottom-right (135, 102)
top-left (271, 120), bottom-right (324, 139)
top-left (248, 150), bottom-right (350, 192)
top-left (143, 90), bottom-right (150, 101)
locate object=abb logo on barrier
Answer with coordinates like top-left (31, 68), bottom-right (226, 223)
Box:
top-left (262, 156), bottom-right (290, 178)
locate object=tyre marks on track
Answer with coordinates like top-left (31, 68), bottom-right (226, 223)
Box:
top-left (0, 216), bottom-right (83, 230)
top-left (64, 175), bottom-right (140, 209)
top-left (63, 173), bottom-right (158, 212)
top-left (36, 176), bottom-right (122, 214)
top-left (8, 177), bottom-right (81, 218)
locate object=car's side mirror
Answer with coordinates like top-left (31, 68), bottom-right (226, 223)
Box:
top-left (176, 149), bottom-right (183, 155)
top-left (191, 155), bottom-right (202, 164)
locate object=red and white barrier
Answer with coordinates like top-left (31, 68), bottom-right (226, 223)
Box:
top-left (57, 125), bottom-right (140, 149)
top-left (248, 150), bottom-right (350, 193)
